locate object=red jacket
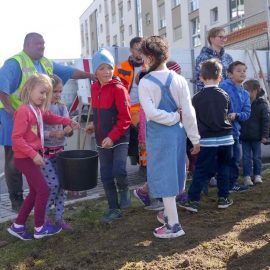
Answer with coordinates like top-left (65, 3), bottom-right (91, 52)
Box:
top-left (91, 79), bottom-right (131, 146)
top-left (12, 104), bottom-right (71, 159)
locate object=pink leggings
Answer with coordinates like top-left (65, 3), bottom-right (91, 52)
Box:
top-left (14, 158), bottom-right (49, 227)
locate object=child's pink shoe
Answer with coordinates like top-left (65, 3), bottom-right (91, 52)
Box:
top-left (153, 223), bottom-right (185, 239)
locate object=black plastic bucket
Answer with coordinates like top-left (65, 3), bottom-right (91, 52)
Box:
top-left (56, 150), bottom-right (98, 191)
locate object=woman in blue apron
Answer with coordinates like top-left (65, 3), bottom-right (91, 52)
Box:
top-left (138, 36), bottom-right (200, 239)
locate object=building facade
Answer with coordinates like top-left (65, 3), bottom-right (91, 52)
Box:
top-left (80, 0), bottom-right (270, 57)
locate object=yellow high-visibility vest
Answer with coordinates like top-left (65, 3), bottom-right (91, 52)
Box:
top-left (0, 51), bottom-right (53, 109)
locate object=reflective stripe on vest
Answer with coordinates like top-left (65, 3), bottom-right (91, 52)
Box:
top-left (0, 51), bottom-right (53, 109)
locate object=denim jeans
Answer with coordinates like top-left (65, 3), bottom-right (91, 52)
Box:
top-left (228, 139), bottom-right (241, 189)
top-left (98, 144), bottom-right (129, 210)
top-left (188, 145), bottom-right (233, 201)
top-left (242, 141), bottom-right (262, 177)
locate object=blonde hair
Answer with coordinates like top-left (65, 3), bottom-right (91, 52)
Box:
top-left (20, 74), bottom-right (53, 110)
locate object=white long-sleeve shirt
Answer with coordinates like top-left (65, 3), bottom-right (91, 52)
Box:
top-left (138, 69), bottom-right (200, 145)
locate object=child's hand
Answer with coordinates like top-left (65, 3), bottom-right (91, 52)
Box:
top-left (70, 120), bottom-right (80, 129)
top-left (191, 144), bottom-right (200, 155)
top-left (228, 113), bottom-right (236, 121)
top-left (64, 125), bottom-right (73, 136)
top-left (33, 153), bottom-right (44, 166)
top-left (85, 122), bottom-right (95, 134)
top-left (139, 143), bottom-right (146, 151)
top-left (261, 137), bottom-right (268, 144)
top-left (50, 130), bottom-right (65, 139)
top-left (102, 137), bottom-right (114, 148)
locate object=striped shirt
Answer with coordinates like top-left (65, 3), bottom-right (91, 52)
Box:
top-left (200, 135), bottom-right (234, 147)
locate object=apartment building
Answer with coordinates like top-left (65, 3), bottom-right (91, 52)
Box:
top-left (80, 0), bottom-right (270, 57)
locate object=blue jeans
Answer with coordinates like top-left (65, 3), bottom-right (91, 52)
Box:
top-left (188, 145), bottom-right (232, 201)
top-left (242, 141), bottom-right (262, 177)
top-left (98, 144), bottom-right (129, 210)
top-left (228, 139), bottom-right (241, 189)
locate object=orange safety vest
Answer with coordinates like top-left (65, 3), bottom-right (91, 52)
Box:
top-left (114, 60), bottom-right (143, 126)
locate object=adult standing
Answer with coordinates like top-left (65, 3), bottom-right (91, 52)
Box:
top-left (0, 32), bottom-right (95, 211)
top-left (114, 37), bottom-right (144, 164)
top-left (195, 27), bottom-right (233, 93)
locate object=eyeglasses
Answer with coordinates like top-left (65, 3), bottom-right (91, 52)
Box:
top-left (216, 35), bottom-right (227, 40)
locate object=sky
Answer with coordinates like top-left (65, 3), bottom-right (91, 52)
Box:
top-left (0, 0), bottom-right (93, 65)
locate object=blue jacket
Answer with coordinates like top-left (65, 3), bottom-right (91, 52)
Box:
top-left (219, 79), bottom-right (251, 139)
top-left (195, 47), bottom-right (233, 92)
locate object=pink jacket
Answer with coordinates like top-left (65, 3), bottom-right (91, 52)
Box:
top-left (12, 104), bottom-right (72, 159)
top-left (138, 108), bottom-right (146, 145)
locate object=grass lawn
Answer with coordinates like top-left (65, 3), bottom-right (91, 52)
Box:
top-left (1, 170), bottom-right (270, 270)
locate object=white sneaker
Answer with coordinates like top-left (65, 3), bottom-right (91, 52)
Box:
top-left (209, 177), bottom-right (217, 187)
top-left (244, 176), bottom-right (254, 186)
top-left (254, 175), bottom-right (263, 184)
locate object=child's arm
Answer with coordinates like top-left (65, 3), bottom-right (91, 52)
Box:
top-left (12, 108), bottom-right (39, 160)
top-left (138, 108), bottom-right (146, 148)
top-left (261, 103), bottom-right (270, 141)
top-left (106, 86), bottom-right (131, 143)
top-left (236, 92), bottom-right (251, 122)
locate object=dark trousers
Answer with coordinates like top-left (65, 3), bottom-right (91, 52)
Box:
top-left (228, 139), bottom-right (241, 188)
top-left (98, 144), bottom-right (129, 210)
top-left (188, 145), bottom-right (233, 202)
top-left (4, 146), bottom-right (23, 199)
top-left (15, 158), bottom-right (49, 227)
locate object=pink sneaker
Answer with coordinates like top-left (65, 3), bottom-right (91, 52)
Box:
top-left (56, 220), bottom-right (73, 231)
top-left (153, 223), bottom-right (185, 239)
top-left (156, 211), bottom-right (168, 225)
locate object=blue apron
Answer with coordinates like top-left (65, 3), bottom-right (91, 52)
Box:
top-left (145, 71), bottom-right (186, 198)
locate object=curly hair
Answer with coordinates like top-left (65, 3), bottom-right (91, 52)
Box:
top-left (140, 36), bottom-right (169, 73)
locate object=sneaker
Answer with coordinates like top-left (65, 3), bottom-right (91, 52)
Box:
top-left (244, 176), bottom-right (254, 186)
top-left (101, 209), bottom-right (122, 224)
top-left (178, 200), bottom-right (199, 213)
top-left (34, 224), bottom-right (62, 239)
top-left (157, 211), bottom-right (168, 225)
top-left (153, 223), bottom-right (185, 239)
top-left (133, 188), bottom-right (151, 206)
top-left (7, 224), bottom-right (33, 241)
top-left (176, 192), bottom-right (188, 204)
top-left (144, 199), bottom-right (164, 211)
top-left (56, 220), bottom-right (73, 231)
top-left (254, 175), bottom-right (263, 184)
top-left (229, 184), bottom-right (249, 193)
top-left (209, 177), bottom-right (217, 187)
top-left (218, 197), bottom-right (233, 209)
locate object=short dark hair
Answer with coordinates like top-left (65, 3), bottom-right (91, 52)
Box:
top-left (227, 61), bottom-right (247, 74)
top-left (23, 32), bottom-right (43, 47)
top-left (200, 59), bottom-right (222, 80)
top-left (130, 37), bottom-right (143, 48)
top-left (243, 79), bottom-right (261, 92)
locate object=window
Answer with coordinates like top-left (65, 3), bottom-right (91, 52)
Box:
top-left (158, 3), bottom-right (166, 29)
top-left (113, 34), bottom-right (118, 46)
top-left (127, 0), bottom-right (131, 11)
top-left (190, 0), bottom-right (199, 12)
top-left (80, 24), bottom-right (85, 47)
top-left (99, 4), bottom-right (102, 13)
top-left (106, 35), bottom-right (110, 46)
top-left (100, 24), bottom-right (103, 33)
top-left (173, 25), bottom-right (182, 41)
top-left (210, 7), bottom-right (218, 24)
top-left (119, 4), bottom-right (124, 25)
top-left (172, 0), bottom-right (181, 8)
top-left (191, 17), bottom-right (201, 47)
top-left (129, 24), bottom-right (133, 35)
top-left (105, 15), bottom-right (109, 33)
top-left (120, 31), bottom-right (124, 46)
top-left (104, 0), bottom-right (108, 15)
top-left (111, 0), bottom-right (116, 23)
top-left (145, 12), bottom-right (151, 25)
top-left (230, 0), bottom-right (245, 31)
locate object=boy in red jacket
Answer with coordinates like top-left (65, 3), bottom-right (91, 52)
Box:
top-left (86, 49), bottom-right (131, 223)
